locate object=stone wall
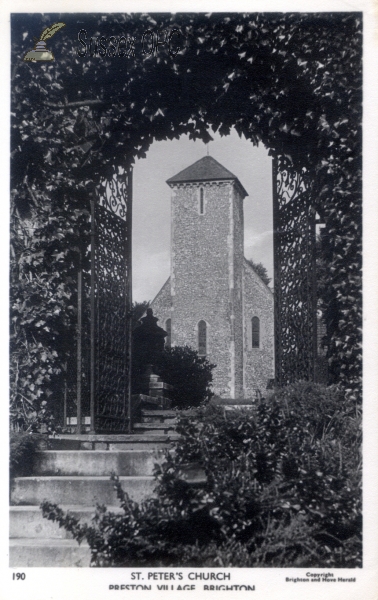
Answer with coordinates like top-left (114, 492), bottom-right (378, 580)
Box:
top-left (167, 180), bottom-right (244, 397)
top-left (243, 259), bottom-right (275, 397)
top-left (231, 185), bottom-right (245, 398)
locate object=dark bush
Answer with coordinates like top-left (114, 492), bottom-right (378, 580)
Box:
top-left (41, 382), bottom-right (361, 568)
top-left (157, 345), bottom-right (215, 409)
top-left (10, 432), bottom-right (46, 479)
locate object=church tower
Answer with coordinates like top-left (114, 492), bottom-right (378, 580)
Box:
top-left (166, 156), bottom-right (248, 399)
top-left (150, 154), bottom-right (274, 399)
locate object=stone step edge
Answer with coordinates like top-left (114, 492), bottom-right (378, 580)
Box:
top-left (34, 449), bottom-right (162, 456)
top-left (9, 505), bottom-right (128, 541)
top-left (10, 504), bottom-right (124, 512)
top-left (12, 475), bottom-right (154, 482)
top-left (48, 434), bottom-right (179, 442)
top-left (141, 409), bottom-right (196, 417)
top-left (9, 538), bottom-right (90, 548)
top-left (10, 504), bottom-right (125, 531)
top-left (46, 441), bottom-right (176, 451)
top-left (9, 504), bottom-right (125, 534)
top-left (141, 410), bottom-right (177, 417)
top-left (132, 423), bottom-right (176, 429)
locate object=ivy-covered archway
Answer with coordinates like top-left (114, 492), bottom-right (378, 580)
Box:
top-left (10, 12), bottom-right (362, 430)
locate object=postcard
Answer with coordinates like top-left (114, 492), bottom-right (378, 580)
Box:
top-left (2, 2), bottom-right (377, 599)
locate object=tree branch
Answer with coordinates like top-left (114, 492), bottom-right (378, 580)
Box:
top-left (45, 99), bottom-right (103, 108)
top-left (24, 177), bottom-right (38, 207)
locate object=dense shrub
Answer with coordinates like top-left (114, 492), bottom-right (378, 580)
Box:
top-left (41, 382), bottom-right (361, 567)
top-left (10, 432), bottom-right (46, 479)
top-left (157, 346), bottom-right (215, 409)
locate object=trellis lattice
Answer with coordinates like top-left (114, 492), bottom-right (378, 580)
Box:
top-left (273, 161), bottom-right (317, 386)
top-left (91, 168), bottom-right (132, 432)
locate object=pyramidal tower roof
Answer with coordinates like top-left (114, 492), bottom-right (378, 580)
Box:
top-left (166, 155), bottom-right (248, 198)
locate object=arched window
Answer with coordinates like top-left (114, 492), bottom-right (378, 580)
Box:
top-left (165, 318), bottom-right (171, 349)
top-left (199, 187), bottom-right (204, 215)
top-left (252, 317), bottom-right (260, 348)
top-left (198, 320), bottom-right (207, 355)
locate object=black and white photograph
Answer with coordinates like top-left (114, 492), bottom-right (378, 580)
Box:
top-left (3, 3), bottom-right (378, 599)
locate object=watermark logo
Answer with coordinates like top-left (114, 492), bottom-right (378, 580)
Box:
top-left (23, 22), bottom-right (66, 62)
top-left (77, 28), bottom-right (182, 58)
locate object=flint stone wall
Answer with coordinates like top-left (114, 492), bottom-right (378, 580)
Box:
top-left (243, 260), bottom-right (275, 397)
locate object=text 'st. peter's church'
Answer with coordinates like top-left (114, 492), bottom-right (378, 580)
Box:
top-left (151, 155), bottom-right (274, 399)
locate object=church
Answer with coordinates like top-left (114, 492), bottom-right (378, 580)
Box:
top-left (150, 155), bottom-right (274, 399)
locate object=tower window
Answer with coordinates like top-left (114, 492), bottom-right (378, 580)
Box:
top-left (198, 320), bottom-right (207, 355)
top-left (199, 188), bottom-right (204, 215)
top-left (252, 317), bottom-right (260, 348)
top-left (165, 318), bottom-right (171, 349)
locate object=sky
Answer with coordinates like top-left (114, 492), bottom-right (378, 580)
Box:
top-left (132, 128), bottom-right (273, 302)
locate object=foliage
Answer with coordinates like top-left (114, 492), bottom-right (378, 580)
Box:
top-left (41, 382), bottom-right (361, 567)
top-left (131, 301), bottom-right (150, 330)
top-left (10, 188), bottom-right (89, 431)
top-left (10, 432), bottom-right (47, 478)
top-left (246, 258), bottom-right (271, 287)
top-left (11, 12), bottom-right (362, 427)
top-left (157, 346), bottom-right (215, 408)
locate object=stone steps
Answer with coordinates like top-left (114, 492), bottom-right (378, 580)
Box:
top-left (141, 409), bottom-right (177, 417)
top-left (141, 409), bottom-right (194, 421)
top-left (141, 409), bottom-right (177, 423)
top-left (11, 475), bottom-right (155, 506)
top-left (10, 505), bottom-right (123, 539)
top-left (132, 422), bottom-right (176, 434)
top-left (47, 433), bottom-right (179, 451)
top-left (9, 538), bottom-right (91, 568)
top-left (9, 405), bottom-right (177, 567)
top-left (32, 449), bottom-right (162, 476)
